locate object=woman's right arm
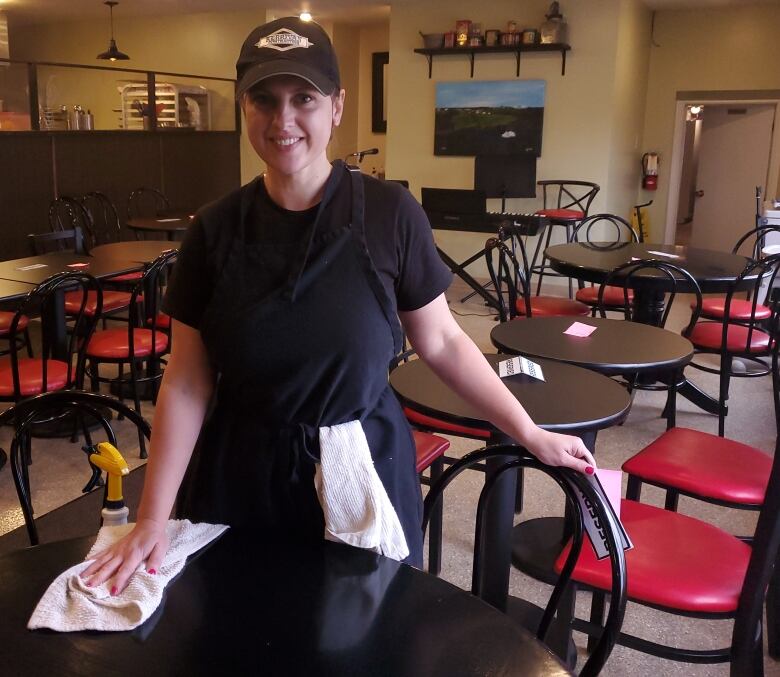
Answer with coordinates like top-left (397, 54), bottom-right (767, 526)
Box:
top-left (81, 319), bottom-right (215, 593)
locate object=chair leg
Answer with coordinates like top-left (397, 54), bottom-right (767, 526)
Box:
top-left (129, 359), bottom-right (147, 459)
top-left (664, 489), bottom-right (680, 512)
top-left (514, 467), bottom-right (525, 514)
top-left (23, 328), bottom-right (33, 358)
top-left (587, 590), bottom-right (606, 654)
top-left (767, 560), bottom-right (780, 658)
top-left (428, 457), bottom-right (444, 576)
top-left (719, 354), bottom-right (733, 437)
top-left (534, 225), bottom-right (555, 296)
top-left (625, 475), bottom-right (642, 501)
top-left (529, 225), bottom-right (549, 296)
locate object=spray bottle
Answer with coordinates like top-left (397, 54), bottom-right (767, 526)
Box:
top-left (89, 442), bottom-right (130, 527)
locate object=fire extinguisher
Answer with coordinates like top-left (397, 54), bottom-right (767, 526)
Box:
top-left (641, 152), bottom-right (659, 191)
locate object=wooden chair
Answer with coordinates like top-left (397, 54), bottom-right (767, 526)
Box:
top-left (0, 390), bottom-right (152, 546)
top-left (529, 180), bottom-right (600, 297)
top-left (423, 444), bottom-right (628, 677)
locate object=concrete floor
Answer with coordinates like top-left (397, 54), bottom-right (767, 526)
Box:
top-left (0, 275), bottom-right (778, 675)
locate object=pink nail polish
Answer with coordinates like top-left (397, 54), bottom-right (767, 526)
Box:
top-left (147, 569), bottom-right (156, 575)
top-left (110, 586), bottom-right (118, 596)
top-left (585, 466), bottom-right (595, 475)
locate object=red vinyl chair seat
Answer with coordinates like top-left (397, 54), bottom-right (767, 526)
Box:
top-left (413, 430), bottom-right (450, 473)
top-left (517, 297), bottom-right (590, 317)
top-left (403, 407), bottom-right (491, 439)
top-left (0, 312), bottom-right (29, 334)
top-left (575, 285), bottom-right (634, 306)
top-left (622, 427), bottom-right (770, 505)
top-left (535, 208), bottom-right (584, 221)
top-left (694, 297), bottom-right (772, 321)
top-left (688, 321), bottom-right (771, 353)
top-left (147, 312), bottom-right (171, 330)
top-left (64, 290), bottom-right (132, 316)
top-left (86, 328), bottom-right (169, 359)
top-left (0, 358), bottom-right (70, 397)
top-left (555, 499), bottom-right (751, 614)
top-left (108, 271), bottom-right (144, 283)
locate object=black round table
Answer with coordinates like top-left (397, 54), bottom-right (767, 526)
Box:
top-left (127, 214), bottom-right (193, 241)
top-left (0, 531), bottom-right (570, 677)
top-left (90, 240), bottom-right (179, 265)
top-left (490, 316), bottom-right (694, 377)
top-left (390, 354), bottom-right (631, 621)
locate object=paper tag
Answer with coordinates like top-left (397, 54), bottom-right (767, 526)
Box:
top-left (497, 356), bottom-right (545, 381)
top-left (564, 321), bottom-right (597, 338)
top-left (16, 263), bottom-right (48, 271)
top-left (66, 262), bottom-right (90, 269)
top-left (568, 472), bottom-right (633, 560)
top-left (595, 468), bottom-right (622, 520)
top-left (646, 250), bottom-right (680, 259)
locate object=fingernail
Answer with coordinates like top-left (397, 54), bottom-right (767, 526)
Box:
top-left (110, 586), bottom-right (118, 596)
top-left (585, 466), bottom-right (595, 475)
top-left (86, 581), bottom-right (93, 587)
top-left (147, 569), bottom-right (156, 575)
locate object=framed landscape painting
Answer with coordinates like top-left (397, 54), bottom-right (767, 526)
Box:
top-left (434, 80), bottom-right (545, 156)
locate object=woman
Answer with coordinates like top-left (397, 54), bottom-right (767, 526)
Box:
top-left (84, 17), bottom-right (595, 592)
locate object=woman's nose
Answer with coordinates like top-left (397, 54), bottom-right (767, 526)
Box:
top-left (273, 101), bottom-right (295, 126)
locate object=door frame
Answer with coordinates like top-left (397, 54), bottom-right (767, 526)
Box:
top-left (665, 92), bottom-right (780, 245)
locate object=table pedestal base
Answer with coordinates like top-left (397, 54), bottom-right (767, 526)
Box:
top-left (506, 596), bottom-right (578, 670)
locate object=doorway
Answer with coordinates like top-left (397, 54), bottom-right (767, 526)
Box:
top-left (668, 98), bottom-right (780, 250)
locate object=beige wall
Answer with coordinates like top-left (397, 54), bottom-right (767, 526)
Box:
top-left (641, 5), bottom-right (780, 240)
top-left (357, 23), bottom-right (389, 178)
top-left (386, 0), bottom-right (649, 276)
top-left (331, 22), bottom-right (361, 164)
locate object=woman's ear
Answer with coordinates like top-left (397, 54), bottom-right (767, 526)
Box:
top-left (332, 89), bottom-right (345, 127)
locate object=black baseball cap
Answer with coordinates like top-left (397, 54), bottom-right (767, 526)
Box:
top-left (235, 17), bottom-right (341, 98)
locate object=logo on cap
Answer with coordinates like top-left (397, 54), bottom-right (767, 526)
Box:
top-left (256, 29), bottom-right (314, 52)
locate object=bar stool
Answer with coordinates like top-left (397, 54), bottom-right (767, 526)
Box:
top-left (529, 180), bottom-right (599, 298)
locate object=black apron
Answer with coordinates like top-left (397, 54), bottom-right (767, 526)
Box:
top-left (176, 164), bottom-right (423, 565)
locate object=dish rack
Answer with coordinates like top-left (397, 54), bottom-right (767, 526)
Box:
top-left (120, 82), bottom-right (211, 130)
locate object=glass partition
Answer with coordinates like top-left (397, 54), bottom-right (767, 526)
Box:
top-left (0, 62), bottom-right (32, 130)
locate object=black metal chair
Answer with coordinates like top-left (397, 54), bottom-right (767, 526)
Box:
top-left (423, 444), bottom-right (627, 677)
top-left (529, 180), bottom-right (600, 297)
top-left (48, 197), bottom-right (94, 249)
top-left (569, 214), bottom-right (640, 315)
top-left (0, 390), bottom-right (152, 546)
top-left (84, 250), bottom-right (177, 458)
top-left (127, 187), bottom-right (170, 220)
top-left (29, 227), bottom-right (87, 255)
top-left (80, 192), bottom-right (123, 245)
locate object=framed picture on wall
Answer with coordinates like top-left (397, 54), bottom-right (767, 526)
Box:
top-left (372, 51), bottom-right (388, 134)
top-left (434, 80), bottom-right (546, 156)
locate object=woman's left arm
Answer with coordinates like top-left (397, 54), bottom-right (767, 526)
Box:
top-left (398, 294), bottom-right (596, 474)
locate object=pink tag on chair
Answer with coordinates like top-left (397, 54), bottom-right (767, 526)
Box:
top-left (595, 468), bottom-right (623, 519)
top-left (564, 321), bottom-right (597, 338)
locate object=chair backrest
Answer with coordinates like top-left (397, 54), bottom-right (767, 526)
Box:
top-left (570, 214), bottom-right (639, 245)
top-left (538, 180), bottom-right (600, 216)
top-left (81, 192), bottom-right (122, 245)
top-left (49, 197), bottom-right (93, 242)
top-left (599, 259), bottom-right (703, 331)
top-left (28, 227), bottom-right (87, 255)
top-left (127, 187), bottom-right (170, 219)
top-left (3, 272), bottom-right (102, 401)
top-left (0, 390), bottom-right (152, 545)
top-left (422, 444), bottom-right (627, 676)
top-left (731, 223), bottom-right (780, 260)
top-left (484, 235), bottom-right (533, 322)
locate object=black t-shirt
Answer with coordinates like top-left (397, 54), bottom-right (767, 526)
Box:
top-left (162, 164), bottom-right (452, 329)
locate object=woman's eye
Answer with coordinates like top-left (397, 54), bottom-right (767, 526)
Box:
top-left (249, 92), bottom-right (273, 107)
top-left (296, 93), bottom-right (314, 105)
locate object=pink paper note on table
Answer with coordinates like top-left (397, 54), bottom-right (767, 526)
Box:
top-left (595, 468), bottom-right (622, 519)
top-left (564, 321), bottom-right (597, 338)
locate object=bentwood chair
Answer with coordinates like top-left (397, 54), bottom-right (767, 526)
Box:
top-left (127, 187), bottom-right (170, 220)
top-left (0, 272), bottom-right (101, 404)
top-left (0, 390), bottom-right (152, 546)
top-left (559, 332), bottom-right (780, 674)
top-left (423, 445), bottom-right (627, 677)
top-left (569, 214), bottom-right (640, 315)
top-left (84, 250), bottom-right (177, 458)
top-left (48, 197), bottom-right (92, 245)
top-left (484, 236), bottom-right (590, 322)
top-left (529, 180), bottom-right (600, 297)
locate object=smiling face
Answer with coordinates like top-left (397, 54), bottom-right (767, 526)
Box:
top-left (242, 75), bottom-right (344, 181)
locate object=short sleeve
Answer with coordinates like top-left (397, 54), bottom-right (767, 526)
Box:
top-left (394, 189), bottom-right (453, 312)
top-left (161, 217), bottom-right (214, 329)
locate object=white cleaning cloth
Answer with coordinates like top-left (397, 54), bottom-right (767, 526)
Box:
top-left (315, 419), bottom-right (409, 562)
top-left (28, 519), bottom-right (228, 632)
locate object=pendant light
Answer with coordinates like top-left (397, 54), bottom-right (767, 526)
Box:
top-left (96, 1), bottom-right (129, 61)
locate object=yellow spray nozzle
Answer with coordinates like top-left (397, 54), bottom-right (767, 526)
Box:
top-left (89, 442), bottom-right (129, 504)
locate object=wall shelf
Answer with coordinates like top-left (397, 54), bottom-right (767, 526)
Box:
top-left (414, 43), bottom-right (571, 78)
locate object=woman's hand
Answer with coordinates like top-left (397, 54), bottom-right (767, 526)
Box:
top-left (81, 519), bottom-right (169, 595)
top-left (522, 427), bottom-right (596, 475)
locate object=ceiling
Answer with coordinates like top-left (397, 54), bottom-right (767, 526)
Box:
top-left (0, 0), bottom-right (777, 27)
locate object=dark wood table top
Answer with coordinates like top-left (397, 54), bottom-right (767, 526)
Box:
top-left (90, 241), bottom-right (179, 264)
top-left (0, 278), bottom-right (36, 302)
top-left (126, 214), bottom-right (193, 233)
top-left (491, 316), bottom-right (694, 376)
top-left (545, 242), bottom-right (754, 293)
top-left (0, 252), bottom-right (143, 284)
top-left (390, 354), bottom-right (631, 434)
top-left (0, 532), bottom-right (569, 677)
